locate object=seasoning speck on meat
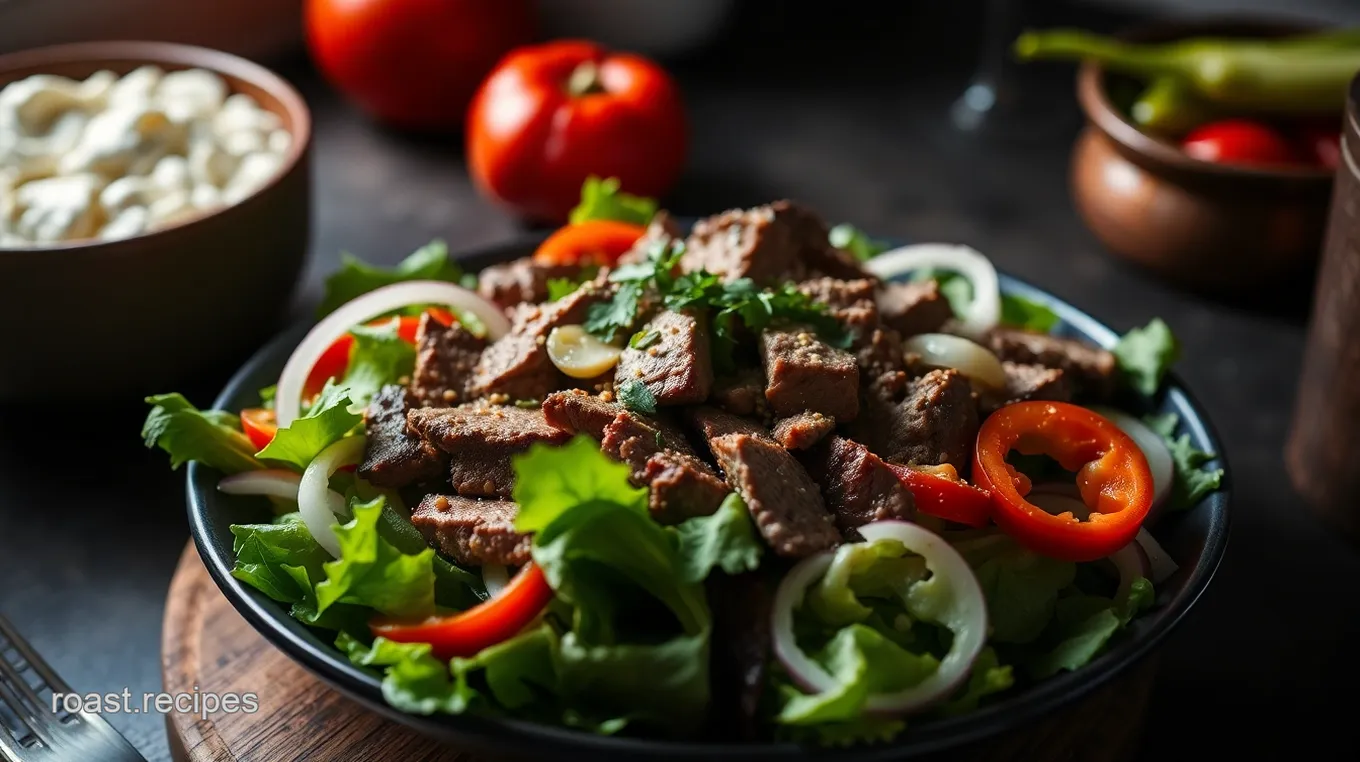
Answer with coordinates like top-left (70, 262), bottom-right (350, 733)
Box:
top-left (409, 313), bottom-right (487, 407)
top-left (759, 328), bottom-right (859, 421)
top-left (771, 411), bottom-right (835, 451)
top-left (688, 406), bottom-right (839, 558)
top-left (800, 435), bottom-right (915, 534)
top-left (855, 368), bottom-right (979, 471)
top-left (406, 404), bottom-right (570, 497)
top-left (358, 385), bottom-right (447, 488)
top-left (615, 309), bottom-right (713, 406)
top-left (411, 494), bottom-right (531, 566)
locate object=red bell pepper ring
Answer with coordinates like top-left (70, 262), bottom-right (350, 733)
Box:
top-left (532, 219), bottom-right (647, 267)
top-left (370, 563), bottom-right (554, 660)
top-left (303, 307), bottom-right (455, 399)
top-left (886, 463), bottom-right (992, 528)
top-left (972, 401), bottom-right (1153, 562)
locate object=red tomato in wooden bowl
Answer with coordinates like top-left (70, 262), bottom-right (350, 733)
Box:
top-left (467, 40), bottom-right (687, 223)
top-left (305, 0), bottom-right (535, 131)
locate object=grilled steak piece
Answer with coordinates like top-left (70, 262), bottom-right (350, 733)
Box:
top-left (358, 385), bottom-right (448, 488)
top-left (641, 450), bottom-right (731, 524)
top-left (797, 276), bottom-right (880, 339)
top-left (542, 389), bottom-right (622, 439)
top-left (600, 411), bottom-right (694, 468)
top-left (470, 284), bottom-right (608, 401)
top-left (800, 435), bottom-right (915, 534)
top-left (878, 280), bottom-right (953, 337)
top-left (683, 200), bottom-right (856, 287)
top-left (411, 494), bottom-right (531, 566)
top-left (617, 211), bottom-right (683, 266)
top-left (688, 406), bottom-right (838, 558)
top-left (985, 327), bottom-right (1117, 399)
top-left (855, 368), bottom-right (979, 471)
top-left (978, 362), bottom-right (1073, 415)
top-left (615, 309), bottom-right (713, 406)
top-left (477, 256), bottom-right (582, 311)
top-left (406, 404), bottom-right (571, 497)
top-left (771, 411), bottom-right (836, 451)
top-left (711, 369), bottom-right (767, 417)
top-left (409, 314), bottom-right (487, 407)
top-left (857, 327), bottom-right (905, 379)
top-left (706, 569), bottom-right (774, 742)
top-left (759, 328), bottom-right (860, 421)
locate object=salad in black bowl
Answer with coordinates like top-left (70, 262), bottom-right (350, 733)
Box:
top-left (143, 178), bottom-right (1225, 753)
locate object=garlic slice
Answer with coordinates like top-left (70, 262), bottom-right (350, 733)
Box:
top-left (547, 325), bottom-right (622, 379)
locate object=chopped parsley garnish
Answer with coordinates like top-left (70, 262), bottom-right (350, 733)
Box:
top-left (616, 379), bottom-right (658, 414)
top-left (630, 329), bottom-right (661, 349)
top-left (583, 281), bottom-right (644, 343)
top-left (546, 278), bottom-right (581, 302)
top-left (828, 223), bottom-right (887, 261)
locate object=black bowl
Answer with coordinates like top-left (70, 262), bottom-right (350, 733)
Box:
top-left (186, 237), bottom-right (1230, 761)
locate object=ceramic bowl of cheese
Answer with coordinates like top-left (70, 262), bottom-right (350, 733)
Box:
top-left (0, 40), bottom-right (310, 401)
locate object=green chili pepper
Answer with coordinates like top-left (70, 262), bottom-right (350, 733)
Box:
top-left (1130, 76), bottom-right (1215, 134)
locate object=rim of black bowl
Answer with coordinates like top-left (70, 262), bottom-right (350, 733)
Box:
top-left (187, 237), bottom-right (1230, 761)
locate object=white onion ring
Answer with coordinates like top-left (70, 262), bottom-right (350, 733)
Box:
top-left (902, 333), bottom-right (1007, 390)
top-left (298, 436), bottom-right (365, 558)
top-left (1109, 541), bottom-right (1151, 600)
top-left (481, 564), bottom-right (510, 599)
top-left (771, 521), bottom-right (988, 716)
top-left (1089, 406), bottom-right (1173, 510)
top-left (218, 469), bottom-right (301, 500)
top-left (864, 243), bottom-right (1001, 340)
top-left (275, 281), bottom-right (510, 427)
top-left (1027, 486), bottom-right (1090, 520)
top-left (1135, 528), bottom-right (1179, 584)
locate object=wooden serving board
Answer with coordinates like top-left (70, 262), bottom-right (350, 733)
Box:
top-left (162, 543), bottom-right (1156, 762)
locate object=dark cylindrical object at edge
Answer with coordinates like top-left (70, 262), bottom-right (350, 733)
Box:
top-left (1286, 72), bottom-right (1360, 541)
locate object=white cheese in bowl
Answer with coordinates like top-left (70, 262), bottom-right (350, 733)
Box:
top-left (0, 66), bottom-right (290, 247)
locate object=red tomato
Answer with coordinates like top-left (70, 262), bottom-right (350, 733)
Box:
top-left (532, 220), bottom-right (647, 267)
top-left (1181, 119), bottom-right (1298, 167)
top-left (240, 408), bottom-right (278, 451)
top-left (302, 308), bottom-right (455, 399)
top-left (1298, 124), bottom-right (1342, 171)
top-left (467, 40), bottom-right (688, 223)
top-left (305, 0), bottom-right (535, 131)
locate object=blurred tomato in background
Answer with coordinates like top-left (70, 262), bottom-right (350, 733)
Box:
top-left (305, 0), bottom-right (535, 131)
top-left (467, 40), bottom-right (687, 223)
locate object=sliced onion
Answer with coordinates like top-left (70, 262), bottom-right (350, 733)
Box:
top-left (772, 521), bottom-right (988, 716)
top-left (902, 333), bottom-right (1006, 390)
top-left (482, 564), bottom-right (510, 599)
top-left (1089, 406), bottom-right (1173, 510)
top-left (1135, 528), bottom-right (1179, 584)
top-left (864, 243), bottom-right (1001, 340)
top-left (298, 436), bottom-right (365, 558)
top-left (218, 469), bottom-right (302, 500)
top-left (1027, 487), bottom-right (1090, 520)
top-left (1109, 541), bottom-right (1151, 600)
top-left (275, 281), bottom-right (510, 427)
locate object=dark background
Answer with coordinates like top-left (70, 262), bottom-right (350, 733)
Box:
top-left (2, 1), bottom-right (1359, 760)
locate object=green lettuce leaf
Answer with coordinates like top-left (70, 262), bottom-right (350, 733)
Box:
top-left (337, 633), bottom-right (471, 715)
top-left (672, 493), bottom-right (761, 583)
top-left (1142, 412), bottom-right (1225, 511)
top-left (451, 625), bottom-right (560, 712)
top-left (777, 624), bottom-right (938, 725)
top-left (1022, 596), bottom-right (1123, 680)
top-left (555, 628), bottom-right (710, 734)
top-left (938, 647), bottom-right (1014, 715)
top-left (142, 393), bottom-right (263, 473)
top-left (999, 294), bottom-right (1061, 333)
top-left (315, 497), bottom-right (437, 619)
top-left (339, 320), bottom-right (417, 410)
top-left (971, 541), bottom-right (1077, 644)
top-left (569, 176), bottom-right (657, 226)
top-left (1114, 318), bottom-right (1180, 396)
top-left (255, 383), bottom-right (363, 471)
top-left (229, 514), bottom-right (370, 634)
top-left (828, 224), bottom-right (887, 262)
top-left (807, 539), bottom-right (928, 628)
top-left (317, 240), bottom-right (469, 318)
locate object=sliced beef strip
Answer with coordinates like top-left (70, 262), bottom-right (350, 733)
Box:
top-left (800, 435), bottom-right (915, 534)
top-left (411, 494), bottom-right (531, 567)
top-left (477, 256), bottom-right (582, 311)
top-left (406, 404), bottom-right (571, 497)
top-left (771, 411), bottom-right (836, 451)
top-left (615, 309), bottom-right (713, 406)
top-left (854, 368), bottom-right (979, 470)
top-left (711, 369), bottom-right (767, 417)
top-left (470, 284), bottom-right (608, 401)
top-left (641, 450), bottom-right (731, 524)
top-left (687, 406), bottom-right (838, 558)
top-left (409, 314), bottom-right (487, 407)
top-left (985, 327), bottom-right (1117, 399)
top-left (978, 362), bottom-right (1073, 415)
top-left (877, 280), bottom-right (953, 337)
top-left (358, 385), bottom-right (449, 488)
top-left (759, 328), bottom-right (860, 421)
top-left (705, 569), bottom-right (774, 742)
top-left (542, 389), bottom-right (622, 439)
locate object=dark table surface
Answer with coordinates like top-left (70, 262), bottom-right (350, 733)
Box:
top-left (3, 2), bottom-right (1358, 761)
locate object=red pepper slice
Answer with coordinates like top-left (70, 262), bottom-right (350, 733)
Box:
top-left (972, 401), bottom-right (1153, 562)
top-left (531, 219), bottom-right (646, 267)
top-left (886, 463), bottom-right (992, 527)
top-left (370, 563), bottom-right (553, 660)
top-left (240, 408), bottom-right (278, 451)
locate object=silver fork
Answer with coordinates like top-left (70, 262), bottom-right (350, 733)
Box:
top-left (0, 615), bottom-right (145, 762)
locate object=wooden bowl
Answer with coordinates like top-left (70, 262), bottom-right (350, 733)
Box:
top-left (1070, 19), bottom-right (1334, 295)
top-left (0, 41), bottom-right (311, 401)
